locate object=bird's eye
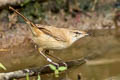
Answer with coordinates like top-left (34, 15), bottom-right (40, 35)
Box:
top-left (74, 32), bottom-right (81, 34)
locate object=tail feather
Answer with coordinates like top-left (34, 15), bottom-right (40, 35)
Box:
top-left (9, 6), bottom-right (61, 39)
top-left (9, 6), bottom-right (37, 28)
top-left (9, 6), bottom-right (41, 36)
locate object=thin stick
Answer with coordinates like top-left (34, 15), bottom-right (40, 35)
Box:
top-left (0, 58), bottom-right (86, 80)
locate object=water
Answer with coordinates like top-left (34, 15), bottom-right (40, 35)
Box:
top-left (0, 29), bottom-right (120, 80)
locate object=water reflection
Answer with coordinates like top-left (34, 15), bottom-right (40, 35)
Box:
top-left (0, 29), bottom-right (120, 80)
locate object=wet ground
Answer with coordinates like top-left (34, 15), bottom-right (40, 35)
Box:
top-left (0, 29), bottom-right (120, 80)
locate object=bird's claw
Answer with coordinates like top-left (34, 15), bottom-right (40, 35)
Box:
top-left (47, 58), bottom-right (59, 68)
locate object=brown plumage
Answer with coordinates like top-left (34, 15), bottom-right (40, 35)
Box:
top-left (9, 6), bottom-right (88, 65)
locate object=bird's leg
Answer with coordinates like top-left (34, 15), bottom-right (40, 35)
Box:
top-left (38, 48), bottom-right (59, 67)
top-left (45, 50), bottom-right (63, 61)
top-left (45, 50), bottom-right (68, 67)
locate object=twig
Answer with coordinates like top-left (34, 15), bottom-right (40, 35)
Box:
top-left (0, 52), bottom-right (101, 80)
top-left (0, 58), bottom-right (86, 80)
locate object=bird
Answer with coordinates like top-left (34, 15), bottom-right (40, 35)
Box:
top-left (9, 6), bottom-right (88, 66)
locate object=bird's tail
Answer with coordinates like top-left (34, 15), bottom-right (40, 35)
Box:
top-left (9, 6), bottom-right (39, 36)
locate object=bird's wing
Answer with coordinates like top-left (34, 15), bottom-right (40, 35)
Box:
top-left (9, 6), bottom-right (68, 42)
top-left (37, 25), bottom-right (68, 42)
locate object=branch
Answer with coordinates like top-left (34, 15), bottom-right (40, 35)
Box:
top-left (0, 58), bottom-right (86, 80)
top-left (0, 51), bottom-right (101, 80)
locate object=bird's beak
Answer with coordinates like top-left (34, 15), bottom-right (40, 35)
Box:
top-left (82, 31), bottom-right (89, 36)
top-left (85, 33), bottom-right (89, 36)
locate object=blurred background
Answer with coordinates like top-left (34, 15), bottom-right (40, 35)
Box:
top-left (0, 0), bottom-right (120, 80)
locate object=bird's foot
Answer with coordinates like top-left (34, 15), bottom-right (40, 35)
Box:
top-left (61, 62), bottom-right (68, 68)
top-left (47, 58), bottom-right (59, 68)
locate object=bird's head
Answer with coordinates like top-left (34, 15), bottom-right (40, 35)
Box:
top-left (69, 30), bottom-right (88, 44)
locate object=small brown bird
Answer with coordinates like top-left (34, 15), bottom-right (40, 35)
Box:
top-left (9, 6), bottom-right (88, 66)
